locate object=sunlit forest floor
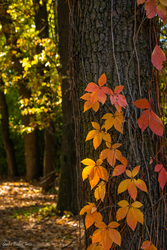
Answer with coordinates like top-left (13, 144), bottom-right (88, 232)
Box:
top-left (0, 180), bottom-right (84, 250)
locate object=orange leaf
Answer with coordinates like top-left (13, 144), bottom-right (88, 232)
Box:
top-left (92, 101), bottom-right (100, 112)
top-left (128, 181), bottom-right (137, 200)
top-left (134, 99), bottom-right (150, 109)
top-left (98, 73), bottom-right (107, 87)
top-left (131, 207), bottom-right (143, 225)
top-left (94, 181), bottom-right (106, 202)
top-left (89, 166), bottom-right (108, 189)
top-left (80, 203), bottom-right (96, 215)
top-left (85, 211), bottom-right (102, 229)
top-left (116, 206), bottom-right (129, 221)
top-left (131, 166), bottom-right (140, 177)
top-left (151, 45), bottom-right (166, 70)
top-left (127, 207), bottom-right (137, 231)
top-left (114, 85), bottom-right (124, 94)
top-left (85, 82), bottom-right (99, 92)
top-left (134, 179), bottom-right (147, 192)
top-left (93, 133), bottom-right (103, 149)
top-left (108, 221), bottom-right (120, 228)
top-left (108, 228), bottom-right (121, 246)
top-left (87, 243), bottom-right (103, 250)
top-left (112, 164), bottom-right (126, 176)
top-left (141, 241), bottom-right (157, 250)
top-left (102, 111), bottom-right (124, 132)
top-left (102, 132), bottom-right (111, 143)
top-left (118, 179), bottom-right (131, 194)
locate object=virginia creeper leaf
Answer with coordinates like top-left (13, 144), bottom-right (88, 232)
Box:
top-left (151, 45), bottom-right (166, 70)
top-left (141, 241), bottom-right (157, 250)
top-left (160, 0), bottom-right (167, 7)
top-left (134, 99), bottom-right (150, 109)
top-left (94, 181), bottom-right (106, 201)
top-left (145, 0), bottom-right (157, 19)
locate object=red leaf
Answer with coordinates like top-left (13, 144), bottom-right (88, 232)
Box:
top-left (137, 0), bottom-right (146, 5)
top-left (98, 89), bottom-right (107, 104)
top-left (137, 112), bottom-right (149, 132)
top-left (151, 45), bottom-right (166, 70)
top-left (145, 0), bottom-right (157, 19)
top-left (134, 99), bottom-right (150, 109)
top-left (157, 3), bottom-right (167, 21)
top-left (85, 82), bottom-right (99, 92)
top-left (158, 167), bottom-right (167, 190)
top-left (145, 109), bottom-right (164, 136)
top-left (154, 163), bottom-right (163, 172)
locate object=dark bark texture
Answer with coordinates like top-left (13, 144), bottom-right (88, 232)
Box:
top-left (57, 0), bottom-right (78, 215)
top-left (71, 0), bottom-right (166, 249)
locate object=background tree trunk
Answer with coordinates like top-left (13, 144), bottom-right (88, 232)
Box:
top-left (0, 79), bottom-right (18, 177)
top-left (57, 0), bottom-right (78, 215)
top-left (71, 0), bottom-right (166, 249)
top-left (33, 0), bottom-right (56, 190)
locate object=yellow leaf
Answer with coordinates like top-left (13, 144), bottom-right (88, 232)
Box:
top-left (94, 181), bottom-right (106, 201)
top-left (81, 158), bottom-right (95, 166)
top-left (86, 130), bottom-right (97, 141)
top-left (117, 200), bottom-right (129, 207)
top-left (118, 179), bottom-right (131, 194)
top-left (91, 122), bottom-right (100, 130)
top-left (131, 201), bottom-right (143, 208)
top-left (131, 166), bottom-right (140, 177)
top-left (82, 166), bottom-right (94, 181)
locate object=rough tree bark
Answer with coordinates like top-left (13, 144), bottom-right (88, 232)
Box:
top-left (70, 0), bottom-right (166, 249)
top-left (57, 0), bottom-right (78, 215)
top-left (0, 79), bottom-right (18, 177)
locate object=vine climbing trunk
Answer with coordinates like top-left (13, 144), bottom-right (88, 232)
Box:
top-left (70, 0), bottom-right (166, 249)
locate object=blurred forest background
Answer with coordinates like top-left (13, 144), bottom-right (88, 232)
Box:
top-left (0, 0), bottom-right (66, 198)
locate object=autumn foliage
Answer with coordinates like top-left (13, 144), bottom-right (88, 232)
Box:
top-left (79, 2), bottom-right (166, 250)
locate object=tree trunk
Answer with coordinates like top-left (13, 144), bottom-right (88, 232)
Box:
top-left (33, 0), bottom-right (56, 190)
top-left (57, 0), bottom-right (78, 215)
top-left (18, 81), bottom-right (41, 181)
top-left (71, 0), bottom-right (166, 249)
top-left (0, 80), bottom-right (18, 177)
